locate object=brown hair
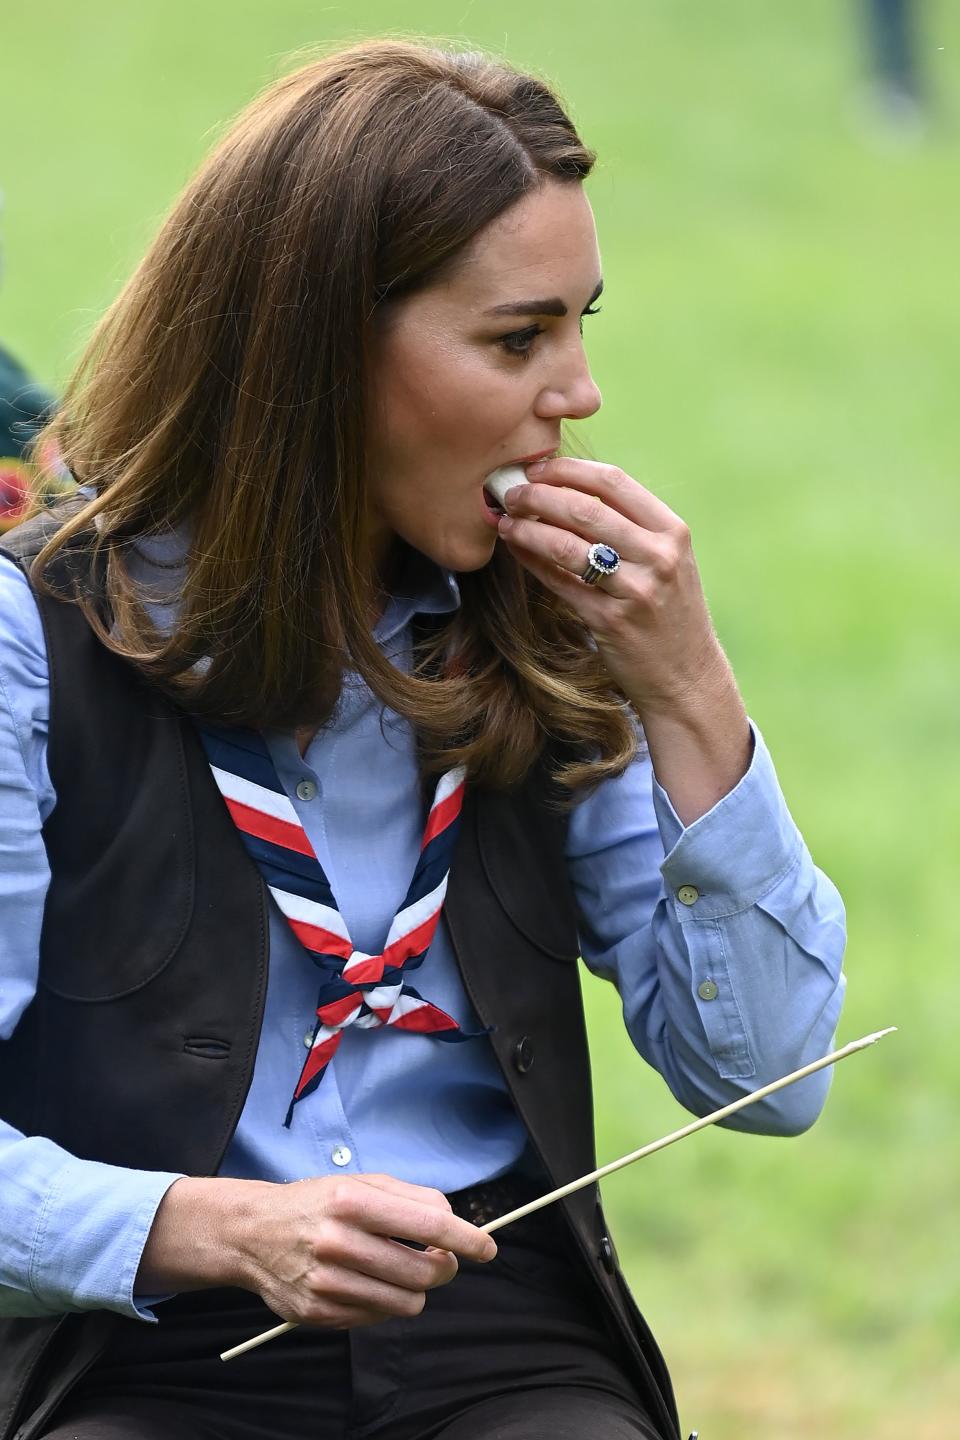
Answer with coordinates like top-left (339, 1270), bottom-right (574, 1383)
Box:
top-left (33, 37), bottom-right (639, 796)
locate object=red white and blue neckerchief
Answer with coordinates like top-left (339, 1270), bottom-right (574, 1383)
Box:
top-left (197, 724), bottom-right (480, 1127)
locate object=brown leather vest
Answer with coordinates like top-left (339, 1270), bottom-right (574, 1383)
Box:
top-left (0, 508), bottom-right (680, 1440)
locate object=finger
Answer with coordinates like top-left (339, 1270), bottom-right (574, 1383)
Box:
top-left (320, 1303), bottom-right (409, 1330)
top-left (299, 1264), bottom-right (429, 1324)
top-left (353, 1174), bottom-right (453, 1212)
top-left (524, 457), bottom-right (682, 534)
top-left (497, 515), bottom-right (630, 597)
top-left (353, 1176), bottom-right (459, 1254)
top-left (504, 482), bottom-right (641, 560)
top-left (331, 1228), bottom-right (459, 1291)
top-left (496, 537), bottom-right (608, 611)
top-left (498, 537), bottom-right (631, 627)
top-left (335, 1184), bottom-right (497, 1263)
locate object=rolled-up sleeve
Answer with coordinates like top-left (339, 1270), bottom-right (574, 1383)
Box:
top-left (567, 722), bottom-right (846, 1136)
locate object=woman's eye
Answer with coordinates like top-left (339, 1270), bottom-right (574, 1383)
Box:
top-left (499, 326), bottom-right (542, 360)
top-left (579, 304), bottom-right (602, 335)
top-left (498, 306), bottom-right (602, 360)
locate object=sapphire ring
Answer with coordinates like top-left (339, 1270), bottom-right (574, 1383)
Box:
top-left (581, 542), bottom-right (621, 586)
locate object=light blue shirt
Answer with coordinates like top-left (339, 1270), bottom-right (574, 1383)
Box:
top-left (0, 541), bottom-right (846, 1323)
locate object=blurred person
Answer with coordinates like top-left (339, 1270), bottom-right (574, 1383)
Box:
top-left (0, 188), bottom-right (57, 529)
top-left (0, 39), bottom-right (846, 1440)
top-left (0, 342), bottom-right (59, 531)
top-left (861, 0), bottom-right (929, 130)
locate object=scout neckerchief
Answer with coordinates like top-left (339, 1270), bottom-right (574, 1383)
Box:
top-left (197, 723), bottom-right (480, 1126)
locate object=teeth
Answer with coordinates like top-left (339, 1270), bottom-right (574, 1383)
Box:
top-left (485, 465), bottom-right (529, 509)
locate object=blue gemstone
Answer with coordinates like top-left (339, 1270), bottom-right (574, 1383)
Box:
top-left (594, 545), bottom-right (619, 569)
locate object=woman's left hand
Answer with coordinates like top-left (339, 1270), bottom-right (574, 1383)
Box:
top-left (496, 456), bottom-right (753, 823)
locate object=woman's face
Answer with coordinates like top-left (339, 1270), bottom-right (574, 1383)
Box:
top-left (366, 180), bottom-right (603, 578)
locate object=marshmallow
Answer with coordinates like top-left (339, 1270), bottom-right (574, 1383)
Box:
top-left (484, 465), bottom-right (529, 509)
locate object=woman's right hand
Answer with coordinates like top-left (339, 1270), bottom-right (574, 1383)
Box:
top-left (137, 1172), bottom-right (497, 1328)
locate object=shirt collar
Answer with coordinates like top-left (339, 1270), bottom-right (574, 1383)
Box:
top-left (373, 543), bottom-right (461, 646)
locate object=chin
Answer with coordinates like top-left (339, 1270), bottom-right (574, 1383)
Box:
top-left (417, 532), bottom-right (498, 576)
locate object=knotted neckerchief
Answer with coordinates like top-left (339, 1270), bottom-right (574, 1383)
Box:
top-left (197, 723), bottom-right (481, 1126)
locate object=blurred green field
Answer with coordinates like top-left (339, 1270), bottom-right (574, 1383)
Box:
top-left (3, 2), bottom-right (958, 1435)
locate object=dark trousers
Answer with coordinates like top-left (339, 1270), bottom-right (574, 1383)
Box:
top-left (40, 1207), bottom-right (666, 1440)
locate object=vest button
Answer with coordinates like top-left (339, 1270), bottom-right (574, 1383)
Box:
top-left (513, 1036), bottom-right (535, 1074)
top-left (599, 1235), bottom-right (616, 1274)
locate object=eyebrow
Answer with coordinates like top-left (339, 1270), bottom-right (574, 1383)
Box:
top-left (483, 277), bottom-right (604, 318)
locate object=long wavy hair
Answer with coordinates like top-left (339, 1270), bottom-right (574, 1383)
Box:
top-left (32, 37), bottom-right (639, 796)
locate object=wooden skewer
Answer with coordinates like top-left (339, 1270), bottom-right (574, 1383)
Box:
top-left (220, 1027), bottom-right (896, 1362)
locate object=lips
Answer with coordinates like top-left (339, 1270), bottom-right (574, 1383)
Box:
top-left (510, 448), bottom-right (557, 465)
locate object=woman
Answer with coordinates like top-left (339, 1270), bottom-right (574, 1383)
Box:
top-left (0, 38), bottom-right (846, 1440)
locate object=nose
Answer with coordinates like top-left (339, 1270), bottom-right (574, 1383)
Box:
top-left (535, 340), bottom-right (602, 422)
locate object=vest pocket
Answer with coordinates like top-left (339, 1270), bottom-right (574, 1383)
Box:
top-left (183, 1036), bottom-right (231, 1059)
top-left (40, 723), bottom-right (195, 1002)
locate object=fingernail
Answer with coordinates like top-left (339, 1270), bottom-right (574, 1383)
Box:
top-left (497, 515), bottom-right (514, 531)
top-left (526, 459), bottom-right (548, 475)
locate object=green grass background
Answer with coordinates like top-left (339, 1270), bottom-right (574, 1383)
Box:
top-left (3, 2), bottom-right (958, 1434)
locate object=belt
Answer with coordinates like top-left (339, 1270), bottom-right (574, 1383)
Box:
top-left (446, 1171), bottom-right (544, 1228)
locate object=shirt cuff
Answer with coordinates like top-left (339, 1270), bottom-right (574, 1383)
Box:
top-left (652, 721), bottom-right (804, 919)
top-left (30, 1155), bottom-right (184, 1321)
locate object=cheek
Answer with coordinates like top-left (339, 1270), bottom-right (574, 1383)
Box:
top-left (387, 370), bottom-right (499, 461)
top-left (373, 325), bottom-right (532, 467)
top-left (381, 362), bottom-right (463, 450)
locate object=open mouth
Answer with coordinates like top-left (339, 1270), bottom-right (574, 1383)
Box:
top-left (482, 464), bottom-right (530, 520)
top-left (482, 486), bottom-right (506, 517)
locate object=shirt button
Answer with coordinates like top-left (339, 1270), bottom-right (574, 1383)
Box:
top-left (697, 979), bottom-right (719, 1001)
top-left (331, 1145), bottom-right (352, 1167)
top-left (677, 885), bottom-right (700, 906)
top-left (303, 1030), bottom-right (315, 1049)
top-left (296, 779), bottom-right (318, 801)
